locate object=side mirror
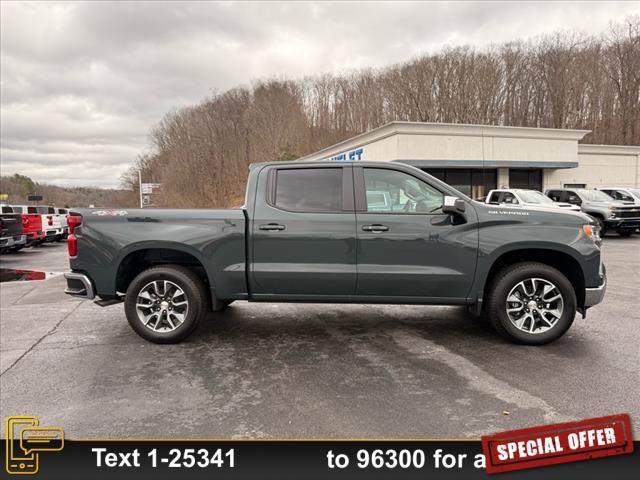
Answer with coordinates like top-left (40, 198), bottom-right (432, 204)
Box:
top-left (442, 195), bottom-right (466, 216)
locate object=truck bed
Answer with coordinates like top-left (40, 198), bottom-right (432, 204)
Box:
top-left (70, 208), bottom-right (247, 300)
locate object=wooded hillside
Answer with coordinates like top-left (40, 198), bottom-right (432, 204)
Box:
top-left (0, 174), bottom-right (137, 207)
top-left (122, 17), bottom-right (639, 208)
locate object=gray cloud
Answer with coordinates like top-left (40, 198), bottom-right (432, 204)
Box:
top-left (1, 1), bottom-right (637, 188)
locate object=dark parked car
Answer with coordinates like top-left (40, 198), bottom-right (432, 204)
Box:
top-left (65, 161), bottom-right (606, 345)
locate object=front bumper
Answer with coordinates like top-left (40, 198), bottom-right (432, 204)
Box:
top-left (64, 272), bottom-right (95, 299)
top-left (584, 275), bottom-right (606, 308)
top-left (45, 228), bottom-right (64, 238)
top-left (605, 217), bottom-right (640, 230)
top-left (25, 230), bottom-right (45, 244)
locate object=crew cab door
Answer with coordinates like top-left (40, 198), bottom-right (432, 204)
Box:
top-left (353, 166), bottom-right (478, 300)
top-left (250, 164), bottom-right (357, 297)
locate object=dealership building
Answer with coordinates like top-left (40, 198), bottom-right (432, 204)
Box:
top-left (300, 122), bottom-right (640, 199)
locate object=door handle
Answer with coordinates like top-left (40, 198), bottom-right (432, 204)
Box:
top-left (259, 223), bottom-right (286, 231)
top-left (362, 224), bottom-right (389, 232)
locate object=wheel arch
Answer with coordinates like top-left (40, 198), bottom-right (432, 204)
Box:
top-left (115, 242), bottom-right (213, 299)
top-left (482, 248), bottom-right (586, 310)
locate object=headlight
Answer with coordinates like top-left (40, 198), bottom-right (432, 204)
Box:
top-left (582, 224), bottom-right (600, 242)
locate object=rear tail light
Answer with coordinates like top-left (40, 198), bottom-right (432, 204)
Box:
top-left (47, 215), bottom-right (53, 226)
top-left (67, 214), bottom-right (82, 257)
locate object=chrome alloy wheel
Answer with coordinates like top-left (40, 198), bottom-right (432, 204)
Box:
top-left (505, 277), bottom-right (564, 334)
top-left (135, 280), bottom-right (189, 333)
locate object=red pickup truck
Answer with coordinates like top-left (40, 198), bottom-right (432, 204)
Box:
top-left (7, 205), bottom-right (45, 246)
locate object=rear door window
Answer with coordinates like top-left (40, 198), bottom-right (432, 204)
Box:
top-left (274, 168), bottom-right (343, 213)
top-left (27, 207), bottom-right (38, 214)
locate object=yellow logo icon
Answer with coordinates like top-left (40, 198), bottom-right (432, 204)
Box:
top-left (5, 416), bottom-right (64, 475)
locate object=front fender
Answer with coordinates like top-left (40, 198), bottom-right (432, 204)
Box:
top-left (469, 222), bottom-right (601, 304)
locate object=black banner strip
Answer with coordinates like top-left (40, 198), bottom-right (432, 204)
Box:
top-left (2, 440), bottom-right (638, 479)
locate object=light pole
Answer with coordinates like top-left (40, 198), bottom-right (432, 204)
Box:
top-left (138, 170), bottom-right (143, 209)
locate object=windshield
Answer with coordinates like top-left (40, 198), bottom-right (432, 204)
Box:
top-left (628, 189), bottom-right (640, 200)
top-left (515, 190), bottom-right (554, 204)
top-left (576, 189), bottom-right (615, 202)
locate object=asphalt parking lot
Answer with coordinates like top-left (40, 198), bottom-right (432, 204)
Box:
top-left (1, 236), bottom-right (639, 439)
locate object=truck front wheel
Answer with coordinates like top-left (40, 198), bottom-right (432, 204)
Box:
top-left (124, 265), bottom-right (207, 344)
top-left (487, 262), bottom-right (576, 345)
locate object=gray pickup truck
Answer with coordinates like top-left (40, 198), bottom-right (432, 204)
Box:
top-left (65, 161), bottom-right (606, 345)
top-left (0, 207), bottom-right (26, 253)
top-left (546, 188), bottom-right (640, 236)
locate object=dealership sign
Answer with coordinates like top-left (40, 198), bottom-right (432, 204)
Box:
top-left (327, 147), bottom-right (364, 162)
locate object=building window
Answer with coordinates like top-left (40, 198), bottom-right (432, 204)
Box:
top-left (509, 169), bottom-right (542, 191)
top-left (423, 168), bottom-right (497, 200)
top-left (563, 183), bottom-right (586, 189)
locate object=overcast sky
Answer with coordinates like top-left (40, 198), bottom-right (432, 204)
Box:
top-left (1, 1), bottom-right (638, 188)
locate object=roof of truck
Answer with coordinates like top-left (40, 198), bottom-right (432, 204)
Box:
top-left (249, 160), bottom-right (423, 169)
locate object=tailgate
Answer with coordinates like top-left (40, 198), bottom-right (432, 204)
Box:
top-left (0, 214), bottom-right (23, 237)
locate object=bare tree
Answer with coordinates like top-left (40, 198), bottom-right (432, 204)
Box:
top-left (124, 17), bottom-right (640, 208)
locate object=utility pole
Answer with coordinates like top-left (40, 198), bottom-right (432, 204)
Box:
top-left (138, 170), bottom-right (143, 209)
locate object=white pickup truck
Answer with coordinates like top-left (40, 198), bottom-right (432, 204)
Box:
top-left (486, 189), bottom-right (581, 211)
top-left (56, 207), bottom-right (70, 238)
top-left (35, 205), bottom-right (65, 242)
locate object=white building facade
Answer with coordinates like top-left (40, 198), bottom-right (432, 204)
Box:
top-left (300, 122), bottom-right (640, 199)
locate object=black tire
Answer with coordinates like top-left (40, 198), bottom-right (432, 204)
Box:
top-left (616, 228), bottom-right (634, 237)
top-left (124, 265), bottom-right (208, 344)
top-left (487, 262), bottom-right (576, 345)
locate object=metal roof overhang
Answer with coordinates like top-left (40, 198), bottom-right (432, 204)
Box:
top-left (394, 160), bottom-right (578, 169)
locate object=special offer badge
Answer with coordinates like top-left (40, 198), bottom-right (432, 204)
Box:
top-left (482, 413), bottom-right (633, 474)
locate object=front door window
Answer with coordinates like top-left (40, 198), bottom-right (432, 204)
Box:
top-left (364, 168), bottom-right (443, 214)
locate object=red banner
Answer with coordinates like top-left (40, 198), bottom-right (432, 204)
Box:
top-left (482, 414), bottom-right (634, 474)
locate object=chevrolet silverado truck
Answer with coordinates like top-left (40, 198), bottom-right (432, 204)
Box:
top-left (33, 205), bottom-right (65, 242)
top-left (10, 205), bottom-right (45, 245)
top-left (546, 188), bottom-right (640, 236)
top-left (486, 189), bottom-right (581, 212)
top-left (64, 161), bottom-right (606, 345)
top-left (0, 206), bottom-right (27, 253)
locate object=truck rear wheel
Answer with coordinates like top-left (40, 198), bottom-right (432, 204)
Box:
top-left (124, 265), bottom-right (207, 344)
top-left (487, 262), bottom-right (576, 345)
